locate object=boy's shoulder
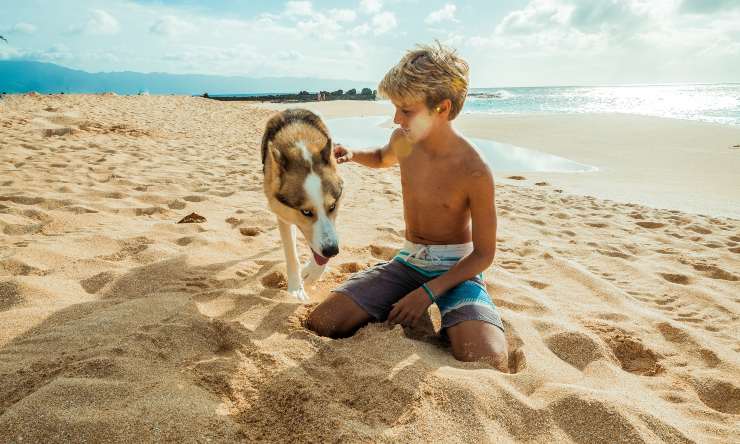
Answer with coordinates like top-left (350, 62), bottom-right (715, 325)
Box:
top-left (454, 135), bottom-right (494, 181)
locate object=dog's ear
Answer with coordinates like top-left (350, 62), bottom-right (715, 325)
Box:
top-left (269, 143), bottom-right (289, 171)
top-left (320, 138), bottom-right (332, 165)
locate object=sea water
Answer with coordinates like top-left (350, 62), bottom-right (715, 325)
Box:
top-left (464, 83), bottom-right (740, 126)
top-left (326, 116), bottom-right (595, 173)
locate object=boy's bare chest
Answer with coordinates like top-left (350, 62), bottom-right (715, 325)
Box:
top-left (399, 159), bottom-right (468, 210)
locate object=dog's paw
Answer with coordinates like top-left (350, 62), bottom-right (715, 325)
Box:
top-left (287, 285), bottom-right (310, 302)
top-left (301, 261), bottom-right (326, 284)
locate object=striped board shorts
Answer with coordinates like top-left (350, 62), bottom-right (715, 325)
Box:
top-left (334, 240), bottom-right (504, 332)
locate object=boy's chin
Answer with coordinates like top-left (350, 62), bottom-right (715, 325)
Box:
top-left (405, 131), bottom-right (430, 144)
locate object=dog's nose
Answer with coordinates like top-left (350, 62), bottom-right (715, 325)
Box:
top-left (322, 244), bottom-right (339, 258)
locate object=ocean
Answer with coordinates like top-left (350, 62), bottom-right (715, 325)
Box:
top-left (463, 83), bottom-right (740, 126)
top-left (326, 116), bottom-right (597, 173)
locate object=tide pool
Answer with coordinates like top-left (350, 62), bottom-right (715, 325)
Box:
top-left (326, 116), bottom-right (596, 173)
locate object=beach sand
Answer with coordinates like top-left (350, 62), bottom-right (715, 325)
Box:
top-left (0, 95), bottom-right (738, 443)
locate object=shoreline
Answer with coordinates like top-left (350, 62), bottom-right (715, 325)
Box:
top-left (255, 100), bottom-right (740, 219)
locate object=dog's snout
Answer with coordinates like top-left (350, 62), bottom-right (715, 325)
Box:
top-left (322, 244), bottom-right (339, 258)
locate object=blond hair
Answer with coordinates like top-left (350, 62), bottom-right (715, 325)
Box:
top-left (378, 41), bottom-right (469, 120)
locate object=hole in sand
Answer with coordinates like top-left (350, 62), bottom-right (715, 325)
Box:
top-left (260, 271), bottom-right (287, 289)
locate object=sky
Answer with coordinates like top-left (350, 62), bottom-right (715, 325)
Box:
top-left (1, 0), bottom-right (739, 87)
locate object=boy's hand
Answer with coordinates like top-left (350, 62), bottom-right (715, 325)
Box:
top-left (334, 143), bottom-right (353, 164)
top-left (387, 287), bottom-right (433, 327)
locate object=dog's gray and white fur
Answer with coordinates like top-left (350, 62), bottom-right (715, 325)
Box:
top-left (261, 109), bottom-right (343, 301)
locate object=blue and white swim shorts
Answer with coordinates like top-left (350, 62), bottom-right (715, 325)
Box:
top-left (334, 240), bottom-right (504, 332)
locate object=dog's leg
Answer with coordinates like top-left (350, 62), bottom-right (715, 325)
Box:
top-left (278, 220), bottom-right (309, 301)
top-left (301, 256), bottom-right (326, 285)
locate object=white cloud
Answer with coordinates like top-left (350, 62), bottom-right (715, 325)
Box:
top-left (150, 15), bottom-right (195, 37)
top-left (70, 9), bottom-right (120, 35)
top-left (425, 4), bottom-right (459, 24)
top-left (681, 0), bottom-right (740, 14)
top-left (12, 22), bottom-right (37, 34)
top-left (331, 9), bottom-right (357, 22)
top-left (285, 1), bottom-right (313, 16)
top-left (344, 40), bottom-right (361, 56)
top-left (360, 0), bottom-right (383, 14)
top-left (353, 23), bottom-right (371, 35)
top-left (371, 11), bottom-right (397, 35)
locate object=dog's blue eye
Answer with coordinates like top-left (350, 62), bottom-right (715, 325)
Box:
top-left (301, 209), bottom-right (313, 217)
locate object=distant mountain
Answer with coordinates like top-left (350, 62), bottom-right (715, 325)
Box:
top-left (0, 60), bottom-right (376, 95)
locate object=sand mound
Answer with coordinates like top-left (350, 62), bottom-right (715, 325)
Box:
top-left (0, 95), bottom-right (738, 443)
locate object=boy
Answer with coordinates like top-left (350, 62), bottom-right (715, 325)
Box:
top-left (306, 42), bottom-right (508, 372)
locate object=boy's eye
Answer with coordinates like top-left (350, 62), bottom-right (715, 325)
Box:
top-left (301, 209), bottom-right (314, 217)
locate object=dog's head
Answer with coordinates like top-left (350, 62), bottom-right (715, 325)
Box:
top-left (262, 109), bottom-right (343, 265)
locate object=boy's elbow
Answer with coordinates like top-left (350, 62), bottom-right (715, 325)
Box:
top-left (476, 248), bottom-right (496, 266)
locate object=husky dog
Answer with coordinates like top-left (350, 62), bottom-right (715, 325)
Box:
top-left (261, 109), bottom-right (342, 301)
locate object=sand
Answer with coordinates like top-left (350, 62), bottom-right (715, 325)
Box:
top-left (0, 95), bottom-right (738, 443)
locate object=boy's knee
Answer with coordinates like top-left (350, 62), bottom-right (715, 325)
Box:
top-left (306, 309), bottom-right (338, 338)
top-left (452, 343), bottom-right (509, 373)
top-left (306, 306), bottom-right (354, 339)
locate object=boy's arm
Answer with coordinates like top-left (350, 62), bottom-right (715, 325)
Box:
top-left (425, 167), bottom-right (497, 297)
top-left (335, 128), bottom-right (402, 168)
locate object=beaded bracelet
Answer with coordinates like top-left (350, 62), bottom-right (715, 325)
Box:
top-left (421, 283), bottom-right (436, 304)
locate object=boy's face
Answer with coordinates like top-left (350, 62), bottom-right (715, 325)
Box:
top-left (391, 99), bottom-right (438, 143)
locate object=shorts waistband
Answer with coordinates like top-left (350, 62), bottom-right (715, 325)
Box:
top-left (394, 240), bottom-right (474, 275)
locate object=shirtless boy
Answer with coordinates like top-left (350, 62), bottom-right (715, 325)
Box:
top-left (306, 43), bottom-right (508, 372)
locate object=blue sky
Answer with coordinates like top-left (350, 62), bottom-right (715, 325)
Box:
top-left (1, 0), bottom-right (739, 86)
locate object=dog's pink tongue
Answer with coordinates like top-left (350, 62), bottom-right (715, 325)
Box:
top-left (313, 250), bottom-right (329, 266)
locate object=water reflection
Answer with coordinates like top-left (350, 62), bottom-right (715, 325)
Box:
top-left (326, 116), bottom-right (596, 173)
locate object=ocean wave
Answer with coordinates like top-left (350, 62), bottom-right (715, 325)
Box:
top-left (468, 90), bottom-right (515, 100)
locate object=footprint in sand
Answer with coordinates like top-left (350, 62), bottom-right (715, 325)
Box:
top-left (0, 281), bottom-right (23, 311)
top-left (225, 217), bottom-right (243, 227)
top-left (500, 259), bottom-right (522, 270)
top-left (527, 280), bottom-right (549, 289)
top-left (507, 175), bottom-right (526, 180)
top-left (239, 227), bottom-right (263, 237)
top-left (260, 271), bottom-right (287, 289)
top-left (338, 262), bottom-right (366, 274)
top-left (656, 321), bottom-right (721, 368)
top-left (167, 199), bottom-right (187, 210)
top-left (183, 195), bottom-right (207, 202)
top-left (686, 224), bottom-right (712, 235)
top-left (635, 221), bottom-right (665, 229)
top-left (689, 263), bottom-right (739, 281)
top-left (80, 271), bottom-right (119, 294)
top-left (544, 330), bottom-right (609, 370)
top-left (597, 249), bottom-right (632, 260)
top-left (690, 377), bottom-right (740, 415)
top-left (369, 244), bottom-right (397, 261)
top-left (658, 273), bottom-right (691, 285)
top-left (0, 259), bottom-right (47, 276)
top-left (585, 322), bottom-right (663, 376)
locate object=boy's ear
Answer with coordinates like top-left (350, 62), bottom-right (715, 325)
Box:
top-left (437, 99), bottom-right (452, 115)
